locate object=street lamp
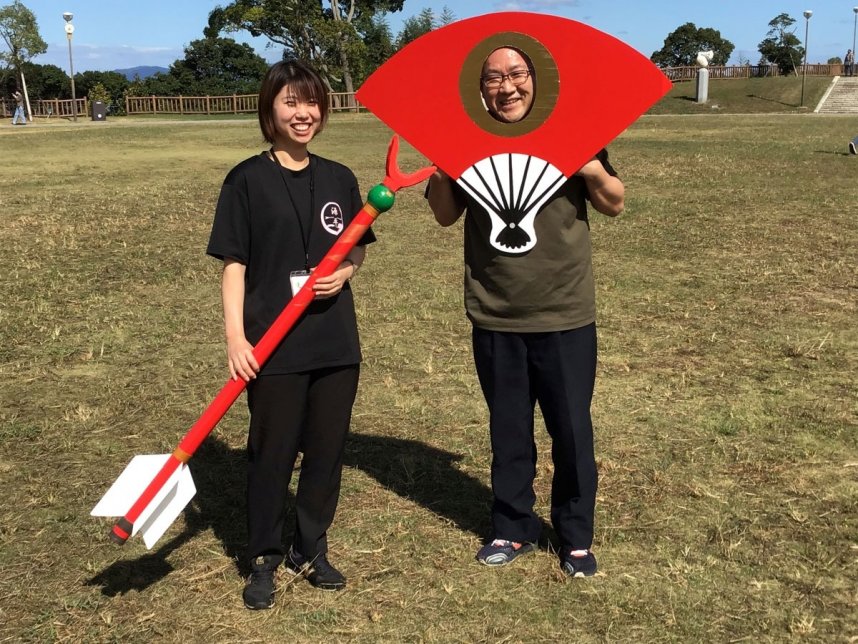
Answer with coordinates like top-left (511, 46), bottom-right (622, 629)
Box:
top-left (63, 11), bottom-right (77, 122)
top-left (800, 10), bottom-right (812, 107)
top-left (852, 7), bottom-right (858, 68)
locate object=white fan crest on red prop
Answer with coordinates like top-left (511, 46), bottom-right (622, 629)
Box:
top-left (457, 153), bottom-right (565, 253)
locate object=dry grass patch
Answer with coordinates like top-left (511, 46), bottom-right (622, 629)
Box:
top-left (0, 114), bottom-right (856, 642)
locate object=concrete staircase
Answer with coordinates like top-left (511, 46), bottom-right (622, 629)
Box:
top-left (817, 77), bottom-right (858, 113)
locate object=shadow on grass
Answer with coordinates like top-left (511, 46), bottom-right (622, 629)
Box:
top-left (344, 433), bottom-right (493, 537)
top-left (814, 149), bottom-right (854, 156)
top-left (86, 431), bottom-right (553, 596)
top-left (86, 436), bottom-right (250, 596)
top-left (747, 94), bottom-right (797, 108)
top-left (344, 433), bottom-right (554, 548)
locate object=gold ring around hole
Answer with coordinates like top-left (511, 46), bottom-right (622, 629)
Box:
top-left (459, 32), bottom-right (559, 138)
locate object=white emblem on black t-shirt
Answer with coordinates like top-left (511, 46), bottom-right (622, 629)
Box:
top-left (320, 202), bottom-right (344, 235)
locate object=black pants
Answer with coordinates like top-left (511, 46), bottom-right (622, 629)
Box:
top-left (245, 365), bottom-right (359, 561)
top-left (472, 324), bottom-right (598, 550)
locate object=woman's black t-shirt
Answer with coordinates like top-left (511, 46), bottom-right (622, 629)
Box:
top-left (207, 152), bottom-right (375, 375)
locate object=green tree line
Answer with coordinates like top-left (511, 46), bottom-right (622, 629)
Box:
top-left (651, 13), bottom-right (811, 76)
top-left (1, 1), bottom-right (453, 115)
top-left (1, 1), bottom-right (821, 117)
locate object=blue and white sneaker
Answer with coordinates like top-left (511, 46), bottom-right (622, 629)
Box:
top-left (476, 539), bottom-right (535, 566)
top-left (560, 549), bottom-right (598, 577)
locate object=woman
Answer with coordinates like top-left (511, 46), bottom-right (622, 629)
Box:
top-left (207, 60), bottom-right (374, 610)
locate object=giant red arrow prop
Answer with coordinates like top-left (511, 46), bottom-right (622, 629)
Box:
top-left (92, 136), bottom-right (436, 548)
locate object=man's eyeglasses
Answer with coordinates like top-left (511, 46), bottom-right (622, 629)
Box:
top-left (481, 69), bottom-right (531, 89)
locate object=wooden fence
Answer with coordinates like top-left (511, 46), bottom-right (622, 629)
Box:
top-left (664, 63), bottom-right (844, 82)
top-left (2, 65), bottom-right (846, 118)
top-left (124, 91), bottom-right (364, 115)
top-left (1, 93), bottom-right (363, 118)
top-left (1, 97), bottom-right (87, 119)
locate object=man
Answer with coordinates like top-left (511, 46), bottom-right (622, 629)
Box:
top-left (11, 90), bottom-right (26, 125)
top-left (845, 50), bottom-right (855, 77)
top-left (426, 46), bottom-right (624, 577)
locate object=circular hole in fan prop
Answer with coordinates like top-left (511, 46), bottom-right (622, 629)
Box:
top-left (459, 32), bottom-right (559, 137)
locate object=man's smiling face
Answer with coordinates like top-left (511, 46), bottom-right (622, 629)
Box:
top-left (480, 47), bottom-right (534, 124)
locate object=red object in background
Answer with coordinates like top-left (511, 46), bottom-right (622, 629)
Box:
top-left (357, 12), bottom-right (672, 180)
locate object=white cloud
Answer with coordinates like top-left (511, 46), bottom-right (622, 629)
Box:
top-left (493, 0), bottom-right (582, 11)
top-left (34, 42), bottom-right (183, 72)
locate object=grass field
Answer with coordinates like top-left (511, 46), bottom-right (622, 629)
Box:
top-left (0, 111), bottom-right (856, 643)
top-left (648, 76), bottom-right (832, 114)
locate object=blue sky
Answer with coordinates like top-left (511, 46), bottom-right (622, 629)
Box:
top-left (21, 0), bottom-right (858, 72)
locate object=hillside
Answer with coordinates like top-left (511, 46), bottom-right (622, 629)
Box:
top-left (113, 65), bottom-right (168, 81)
top-left (649, 75), bottom-right (833, 114)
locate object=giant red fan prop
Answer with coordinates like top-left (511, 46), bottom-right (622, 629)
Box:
top-left (357, 12), bottom-right (672, 253)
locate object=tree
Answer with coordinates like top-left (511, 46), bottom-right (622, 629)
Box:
top-left (130, 71), bottom-right (184, 97)
top-left (170, 37), bottom-right (268, 95)
top-left (0, 0), bottom-right (46, 111)
top-left (357, 13), bottom-right (395, 82)
top-left (651, 22), bottom-right (734, 67)
top-left (758, 13), bottom-right (803, 76)
top-left (75, 70), bottom-right (129, 113)
top-left (125, 37), bottom-right (268, 98)
top-left (206, 1), bottom-right (405, 94)
top-left (438, 5), bottom-right (455, 26)
top-left (827, 56), bottom-right (842, 65)
top-left (86, 82), bottom-right (110, 105)
top-left (393, 6), bottom-right (455, 51)
top-left (1, 60), bottom-right (63, 100)
top-left (395, 7), bottom-right (434, 49)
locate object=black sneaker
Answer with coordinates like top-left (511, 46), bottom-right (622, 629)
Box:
top-left (560, 549), bottom-right (597, 578)
top-left (476, 539), bottom-right (535, 566)
top-left (243, 555), bottom-right (279, 609)
top-left (285, 547), bottom-right (346, 591)
top-left (849, 140), bottom-right (856, 155)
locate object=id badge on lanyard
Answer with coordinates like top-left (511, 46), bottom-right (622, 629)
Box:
top-left (290, 270), bottom-right (311, 297)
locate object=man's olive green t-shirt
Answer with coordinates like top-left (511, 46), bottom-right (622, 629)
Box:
top-left (459, 152), bottom-right (617, 333)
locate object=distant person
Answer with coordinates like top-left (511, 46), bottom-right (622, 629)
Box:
top-left (426, 45), bottom-right (625, 578)
top-left (845, 49), bottom-right (855, 77)
top-left (11, 90), bottom-right (26, 125)
top-left (207, 60), bottom-right (375, 610)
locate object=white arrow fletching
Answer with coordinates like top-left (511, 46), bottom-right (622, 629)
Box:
top-left (91, 454), bottom-right (196, 549)
top-left (137, 464), bottom-right (196, 549)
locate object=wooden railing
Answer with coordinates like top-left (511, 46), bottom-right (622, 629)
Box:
top-left (125, 92), bottom-right (366, 115)
top-left (1, 97), bottom-right (87, 119)
top-left (664, 63), bottom-right (844, 82)
top-left (6, 65), bottom-right (846, 119)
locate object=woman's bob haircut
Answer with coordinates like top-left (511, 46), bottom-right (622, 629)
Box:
top-left (258, 60), bottom-right (329, 144)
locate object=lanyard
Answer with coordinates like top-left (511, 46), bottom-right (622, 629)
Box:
top-left (271, 149), bottom-right (315, 271)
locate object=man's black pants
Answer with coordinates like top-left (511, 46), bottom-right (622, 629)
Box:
top-left (472, 323), bottom-right (598, 550)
